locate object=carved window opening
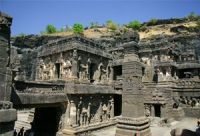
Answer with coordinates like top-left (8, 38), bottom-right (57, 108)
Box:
top-left (179, 69), bottom-right (192, 79)
top-left (113, 66), bottom-right (122, 80)
top-left (154, 104), bottom-right (161, 117)
top-left (55, 63), bottom-right (60, 78)
top-left (114, 94), bottom-right (122, 116)
top-left (90, 63), bottom-right (97, 82)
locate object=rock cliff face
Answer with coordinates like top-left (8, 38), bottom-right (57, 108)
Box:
top-left (10, 30), bottom-right (200, 82)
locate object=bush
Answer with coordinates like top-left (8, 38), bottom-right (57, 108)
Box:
top-left (117, 23), bottom-right (120, 28)
top-left (140, 25), bottom-right (147, 32)
top-left (148, 18), bottom-right (157, 25)
top-left (90, 21), bottom-right (94, 28)
top-left (18, 32), bottom-right (26, 36)
top-left (72, 23), bottom-right (84, 33)
top-left (106, 22), bottom-right (117, 30)
top-left (105, 20), bottom-right (118, 30)
top-left (128, 20), bottom-right (141, 30)
top-left (106, 20), bottom-right (112, 25)
top-left (197, 18), bottom-right (200, 27)
top-left (60, 27), bottom-right (65, 32)
top-left (46, 24), bottom-right (56, 34)
top-left (40, 30), bottom-right (46, 34)
top-left (188, 12), bottom-right (195, 21)
top-left (121, 24), bottom-right (128, 33)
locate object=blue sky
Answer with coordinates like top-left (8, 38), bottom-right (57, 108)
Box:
top-left (1, 0), bottom-right (200, 35)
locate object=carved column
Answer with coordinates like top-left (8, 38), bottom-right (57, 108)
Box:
top-left (115, 31), bottom-right (151, 136)
top-left (98, 102), bottom-right (103, 123)
top-left (64, 101), bottom-right (70, 128)
top-left (0, 11), bottom-right (17, 136)
top-left (110, 96), bottom-right (114, 119)
top-left (69, 100), bottom-right (76, 126)
top-left (109, 66), bottom-right (114, 82)
top-left (71, 49), bottom-right (78, 78)
top-left (150, 105), bottom-right (155, 117)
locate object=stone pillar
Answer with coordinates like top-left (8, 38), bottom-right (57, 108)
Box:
top-left (71, 49), bottom-right (78, 78)
top-left (150, 105), bottom-right (155, 117)
top-left (64, 101), bottom-right (70, 128)
top-left (109, 66), bottom-right (114, 82)
top-left (0, 11), bottom-right (17, 136)
top-left (110, 96), bottom-right (114, 119)
top-left (115, 31), bottom-right (151, 136)
top-left (69, 100), bottom-right (76, 126)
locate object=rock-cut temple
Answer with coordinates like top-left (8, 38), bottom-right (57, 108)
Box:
top-left (1, 11), bottom-right (200, 136)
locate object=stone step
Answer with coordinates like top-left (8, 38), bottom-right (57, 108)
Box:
top-left (14, 120), bottom-right (31, 132)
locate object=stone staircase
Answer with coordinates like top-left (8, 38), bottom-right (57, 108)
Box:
top-left (14, 120), bottom-right (31, 133)
top-left (14, 109), bottom-right (34, 133)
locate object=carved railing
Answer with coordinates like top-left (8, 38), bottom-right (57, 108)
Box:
top-left (38, 35), bottom-right (112, 58)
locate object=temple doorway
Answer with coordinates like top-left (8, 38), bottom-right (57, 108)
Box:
top-left (33, 107), bottom-right (62, 136)
top-left (114, 95), bottom-right (122, 116)
top-left (154, 105), bottom-right (161, 117)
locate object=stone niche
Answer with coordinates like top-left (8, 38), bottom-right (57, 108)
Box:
top-left (61, 94), bottom-right (116, 135)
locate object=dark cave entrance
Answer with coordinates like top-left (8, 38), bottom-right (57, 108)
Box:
top-left (113, 66), bottom-right (122, 80)
top-left (154, 105), bottom-right (161, 117)
top-left (114, 95), bottom-right (122, 116)
top-left (33, 107), bottom-right (61, 136)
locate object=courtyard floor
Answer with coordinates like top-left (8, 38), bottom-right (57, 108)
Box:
top-left (91, 117), bottom-right (200, 136)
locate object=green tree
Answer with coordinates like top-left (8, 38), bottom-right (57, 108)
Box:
top-left (72, 23), bottom-right (84, 33)
top-left (188, 12), bottom-right (195, 21)
top-left (46, 24), bottom-right (56, 34)
top-left (128, 20), bottom-right (141, 30)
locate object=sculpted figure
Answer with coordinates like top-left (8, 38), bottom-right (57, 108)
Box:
top-left (80, 58), bottom-right (91, 80)
top-left (73, 49), bottom-right (77, 57)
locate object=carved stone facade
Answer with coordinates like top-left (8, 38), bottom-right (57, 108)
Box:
top-left (1, 10), bottom-right (200, 136)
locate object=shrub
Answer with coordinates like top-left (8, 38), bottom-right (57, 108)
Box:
top-left (148, 18), bottom-right (157, 25)
top-left (128, 20), bottom-right (141, 30)
top-left (72, 23), bottom-right (84, 33)
top-left (121, 24), bottom-right (128, 33)
top-left (140, 25), bottom-right (147, 32)
top-left (46, 24), bottom-right (56, 34)
top-left (188, 12), bottom-right (195, 21)
top-left (60, 27), bottom-right (65, 32)
top-left (18, 32), bottom-right (26, 36)
top-left (106, 20), bottom-right (112, 25)
top-left (197, 18), bottom-right (200, 27)
top-left (117, 23), bottom-right (120, 28)
top-left (95, 22), bottom-right (98, 27)
top-left (40, 30), bottom-right (46, 34)
top-left (195, 15), bottom-right (200, 20)
top-left (105, 20), bottom-right (118, 30)
top-left (90, 21), bottom-right (94, 28)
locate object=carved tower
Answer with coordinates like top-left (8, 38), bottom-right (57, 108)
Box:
top-left (115, 31), bottom-right (151, 136)
top-left (0, 11), bottom-right (17, 136)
